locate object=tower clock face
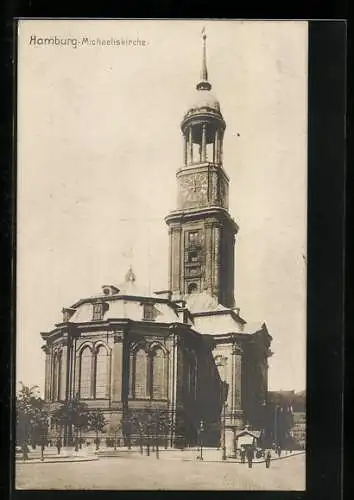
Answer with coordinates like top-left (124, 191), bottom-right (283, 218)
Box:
top-left (180, 173), bottom-right (208, 203)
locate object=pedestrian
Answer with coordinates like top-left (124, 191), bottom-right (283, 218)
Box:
top-left (247, 447), bottom-right (254, 468)
top-left (56, 437), bottom-right (61, 455)
top-left (277, 446), bottom-right (281, 457)
top-left (265, 450), bottom-right (271, 468)
top-left (21, 442), bottom-right (29, 461)
top-left (240, 448), bottom-right (246, 464)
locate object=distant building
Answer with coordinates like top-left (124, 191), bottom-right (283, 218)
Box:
top-left (40, 31), bottom-right (273, 450)
top-left (266, 390), bottom-right (306, 448)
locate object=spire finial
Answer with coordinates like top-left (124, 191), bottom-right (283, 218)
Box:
top-left (197, 27), bottom-right (212, 91)
top-left (125, 265), bottom-right (136, 284)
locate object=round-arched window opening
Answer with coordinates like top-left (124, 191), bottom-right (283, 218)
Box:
top-left (188, 283), bottom-right (198, 294)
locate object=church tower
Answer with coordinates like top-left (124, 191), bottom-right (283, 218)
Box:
top-left (165, 30), bottom-right (239, 308)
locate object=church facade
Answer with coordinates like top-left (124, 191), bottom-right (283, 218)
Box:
top-left (41, 32), bottom-right (272, 453)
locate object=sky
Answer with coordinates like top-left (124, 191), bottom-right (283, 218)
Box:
top-left (16, 19), bottom-right (308, 395)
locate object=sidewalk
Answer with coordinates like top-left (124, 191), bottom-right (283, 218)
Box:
top-left (16, 445), bottom-right (305, 465)
top-left (16, 446), bottom-right (99, 464)
top-left (95, 446), bottom-right (305, 464)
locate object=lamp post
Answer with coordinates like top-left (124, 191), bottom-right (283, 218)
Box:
top-left (199, 420), bottom-right (204, 461)
top-left (222, 403), bottom-right (228, 461)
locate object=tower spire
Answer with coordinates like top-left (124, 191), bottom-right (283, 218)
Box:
top-left (196, 28), bottom-right (212, 91)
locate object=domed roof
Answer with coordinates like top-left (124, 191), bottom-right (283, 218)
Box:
top-left (183, 30), bottom-right (222, 119)
top-left (186, 88), bottom-right (221, 115)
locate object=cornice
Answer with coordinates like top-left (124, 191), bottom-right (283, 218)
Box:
top-left (165, 206), bottom-right (239, 234)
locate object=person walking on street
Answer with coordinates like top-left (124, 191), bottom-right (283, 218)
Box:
top-left (240, 448), bottom-right (246, 463)
top-left (56, 437), bottom-right (61, 455)
top-left (247, 447), bottom-right (254, 468)
top-left (265, 450), bottom-right (271, 468)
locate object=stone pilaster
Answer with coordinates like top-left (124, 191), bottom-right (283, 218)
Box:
top-left (111, 331), bottom-right (124, 403)
top-left (204, 222), bottom-right (214, 294)
top-left (213, 223), bottom-right (221, 298)
top-left (170, 227), bottom-right (182, 294)
top-left (42, 345), bottom-right (52, 401)
top-left (231, 342), bottom-right (243, 422)
top-left (60, 340), bottom-right (68, 401)
top-left (168, 329), bottom-right (179, 446)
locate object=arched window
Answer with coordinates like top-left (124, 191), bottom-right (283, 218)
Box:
top-left (94, 345), bottom-right (109, 399)
top-left (79, 347), bottom-right (92, 399)
top-left (150, 347), bottom-right (166, 400)
top-left (134, 347), bottom-right (148, 399)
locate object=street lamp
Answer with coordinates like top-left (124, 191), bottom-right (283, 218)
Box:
top-left (199, 420), bottom-right (205, 461)
top-left (222, 402), bottom-right (228, 461)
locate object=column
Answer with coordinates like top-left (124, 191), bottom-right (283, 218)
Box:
top-left (201, 123), bottom-right (207, 162)
top-left (168, 228), bottom-right (173, 291)
top-left (189, 126), bottom-right (193, 164)
top-left (213, 130), bottom-right (216, 163)
top-left (220, 131), bottom-right (223, 164)
top-left (215, 129), bottom-right (220, 164)
top-left (184, 134), bottom-right (188, 165)
top-left (42, 345), bottom-right (52, 401)
top-left (111, 331), bottom-right (124, 403)
top-left (69, 334), bottom-right (79, 399)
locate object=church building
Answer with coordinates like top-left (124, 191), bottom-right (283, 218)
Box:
top-left (41, 31), bottom-right (273, 454)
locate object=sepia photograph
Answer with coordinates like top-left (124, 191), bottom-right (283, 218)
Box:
top-left (15, 19), bottom-right (308, 491)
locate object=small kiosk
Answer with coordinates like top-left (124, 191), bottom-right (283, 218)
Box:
top-left (235, 427), bottom-right (262, 454)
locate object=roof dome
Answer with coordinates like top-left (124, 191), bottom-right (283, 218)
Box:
top-left (183, 30), bottom-right (222, 119)
top-left (186, 88), bottom-right (221, 115)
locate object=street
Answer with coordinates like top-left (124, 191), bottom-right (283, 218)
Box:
top-left (16, 452), bottom-right (305, 490)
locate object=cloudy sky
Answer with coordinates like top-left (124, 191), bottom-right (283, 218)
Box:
top-left (17, 19), bottom-right (308, 394)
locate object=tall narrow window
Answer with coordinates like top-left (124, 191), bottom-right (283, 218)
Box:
top-left (95, 346), bottom-right (109, 399)
top-left (151, 347), bottom-right (166, 400)
top-left (92, 303), bottom-right (104, 321)
top-left (143, 302), bottom-right (156, 321)
top-left (188, 231), bottom-right (200, 247)
top-left (134, 348), bottom-right (147, 398)
top-left (79, 347), bottom-right (92, 399)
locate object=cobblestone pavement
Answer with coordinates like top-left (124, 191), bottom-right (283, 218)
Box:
top-left (16, 452), bottom-right (305, 490)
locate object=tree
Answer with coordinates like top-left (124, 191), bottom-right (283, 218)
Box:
top-left (16, 382), bottom-right (48, 459)
top-left (127, 409), bottom-right (173, 458)
top-left (52, 394), bottom-right (89, 451)
top-left (87, 409), bottom-right (107, 450)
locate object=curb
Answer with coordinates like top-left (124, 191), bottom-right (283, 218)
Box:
top-left (16, 457), bottom-right (99, 464)
top-left (181, 451), bottom-right (305, 464)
